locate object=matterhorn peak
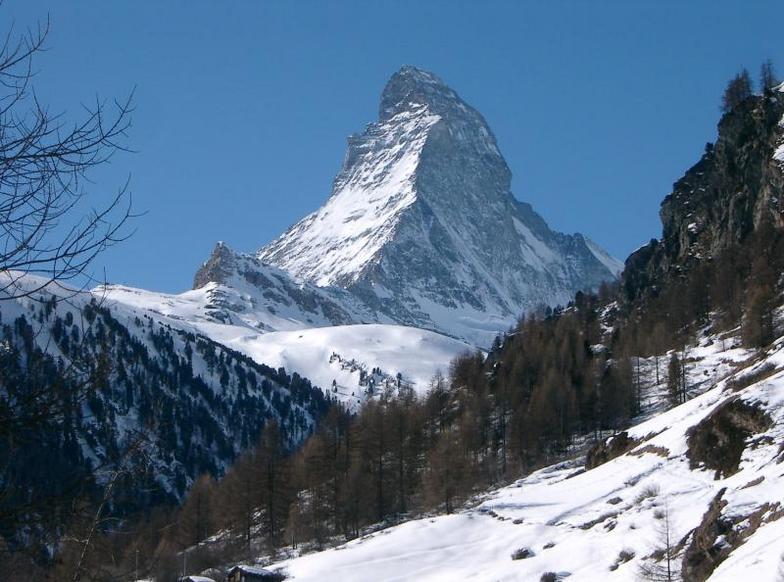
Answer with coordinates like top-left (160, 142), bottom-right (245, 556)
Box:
top-left (379, 65), bottom-right (460, 120)
top-left (242, 67), bottom-right (621, 344)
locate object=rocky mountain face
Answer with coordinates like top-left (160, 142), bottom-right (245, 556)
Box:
top-left (194, 241), bottom-right (377, 332)
top-left (624, 85), bottom-right (784, 301)
top-left (200, 67), bottom-right (620, 346)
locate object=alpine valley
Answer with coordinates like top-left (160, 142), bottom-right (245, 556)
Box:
top-left (4, 60), bottom-right (784, 582)
top-left (0, 67), bottom-right (620, 512)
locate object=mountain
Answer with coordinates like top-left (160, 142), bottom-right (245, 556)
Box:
top-left (197, 66), bottom-right (620, 346)
top-left (0, 274), bottom-right (331, 512)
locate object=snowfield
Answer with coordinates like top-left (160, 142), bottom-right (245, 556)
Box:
top-left (100, 284), bottom-right (473, 406)
top-left (220, 325), bottom-right (474, 407)
top-left (262, 331), bottom-right (784, 581)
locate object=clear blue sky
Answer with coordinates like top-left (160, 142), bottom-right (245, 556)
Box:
top-left (6, 1), bottom-right (783, 292)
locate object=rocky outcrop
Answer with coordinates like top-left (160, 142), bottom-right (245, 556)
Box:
top-left (686, 398), bottom-right (772, 478)
top-left (193, 241), bottom-right (236, 289)
top-left (623, 90), bottom-right (784, 302)
top-left (585, 431), bottom-right (639, 470)
top-left (681, 488), bottom-right (734, 582)
top-left (681, 488), bottom-right (782, 581)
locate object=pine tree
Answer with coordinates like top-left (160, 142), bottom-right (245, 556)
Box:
top-left (721, 68), bottom-right (753, 112)
top-left (667, 354), bottom-right (684, 405)
top-left (760, 59), bottom-right (778, 93)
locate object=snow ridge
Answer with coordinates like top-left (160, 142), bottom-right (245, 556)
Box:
top-left (260, 104), bottom-right (440, 286)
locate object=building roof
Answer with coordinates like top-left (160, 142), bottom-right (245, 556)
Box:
top-left (228, 564), bottom-right (276, 576)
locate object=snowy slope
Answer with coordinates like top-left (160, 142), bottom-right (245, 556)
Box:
top-left (257, 104), bottom-right (440, 287)
top-left (0, 273), bottom-right (330, 499)
top-left (101, 284), bottom-right (471, 407)
top-left (214, 325), bottom-right (474, 410)
top-left (264, 330), bottom-right (784, 581)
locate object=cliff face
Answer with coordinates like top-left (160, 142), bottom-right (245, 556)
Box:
top-left (624, 88), bottom-right (784, 301)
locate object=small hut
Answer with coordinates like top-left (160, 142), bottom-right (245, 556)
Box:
top-left (227, 564), bottom-right (282, 582)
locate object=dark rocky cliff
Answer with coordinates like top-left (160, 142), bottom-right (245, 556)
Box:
top-left (623, 89), bottom-right (784, 302)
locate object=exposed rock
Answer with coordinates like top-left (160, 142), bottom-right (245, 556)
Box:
top-left (686, 398), bottom-right (772, 478)
top-left (193, 241), bottom-right (236, 289)
top-left (585, 431), bottom-right (639, 469)
top-left (681, 488), bottom-right (733, 582)
top-left (682, 489), bottom-right (781, 581)
top-left (623, 91), bottom-right (784, 303)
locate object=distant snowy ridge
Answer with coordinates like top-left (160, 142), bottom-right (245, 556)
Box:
top-left (101, 279), bottom-right (472, 408)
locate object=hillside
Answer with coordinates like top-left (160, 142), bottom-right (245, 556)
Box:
top-left (264, 324), bottom-right (784, 580)
top-left (0, 273), bottom-right (330, 509)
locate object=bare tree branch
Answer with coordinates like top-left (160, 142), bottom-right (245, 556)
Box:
top-left (0, 17), bottom-right (135, 299)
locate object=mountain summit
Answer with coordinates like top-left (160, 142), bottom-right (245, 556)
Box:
top-left (252, 66), bottom-right (620, 344)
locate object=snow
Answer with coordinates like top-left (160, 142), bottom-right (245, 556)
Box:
top-left (97, 283), bottom-right (470, 405)
top-left (208, 324), bottom-right (474, 408)
top-left (259, 105), bottom-right (441, 287)
top-left (267, 328), bottom-right (784, 581)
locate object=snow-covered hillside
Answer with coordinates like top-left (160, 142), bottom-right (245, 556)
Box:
top-left (0, 273), bottom-right (331, 501)
top-left (261, 330), bottom-right (784, 581)
top-left (215, 325), bottom-right (474, 410)
top-left (102, 283), bottom-right (472, 407)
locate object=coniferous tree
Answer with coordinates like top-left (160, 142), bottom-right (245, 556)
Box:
top-left (721, 68), bottom-right (753, 112)
top-left (760, 59), bottom-right (778, 93)
top-left (667, 354), bottom-right (684, 405)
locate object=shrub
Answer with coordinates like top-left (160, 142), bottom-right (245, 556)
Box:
top-left (634, 484), bottom-right (660, 504)
top-left (511, 547), bottom-right (535, 560)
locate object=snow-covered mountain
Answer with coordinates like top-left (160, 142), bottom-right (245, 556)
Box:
top-left (197, 66), bottom-right (620, 346)
top-left (100, 279), bottom-right (473, 410)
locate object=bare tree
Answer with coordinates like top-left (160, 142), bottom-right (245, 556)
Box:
top-left (639, 501), bottom-right (681, 581)
top-left (0, 16), bottom-right (135, 300)
top-left (0, 12), bottom-right (137, 577)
